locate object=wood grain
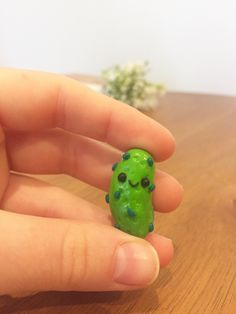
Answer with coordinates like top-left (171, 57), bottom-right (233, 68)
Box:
top-left (0, 91), bottom-right (236, 313)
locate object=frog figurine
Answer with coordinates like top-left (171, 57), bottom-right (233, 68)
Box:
top-left (105, 148), bottom-right (156, 238)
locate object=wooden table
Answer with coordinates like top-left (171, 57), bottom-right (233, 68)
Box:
top-left (0, 92), bottom-right (236, 313)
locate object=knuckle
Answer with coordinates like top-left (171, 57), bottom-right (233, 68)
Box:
top-left (55, 79), bottom-right (67, 129)
top-left (61, 134), bottom-right (80, 175)
top-left (58, 224), bottom-right (87, 289)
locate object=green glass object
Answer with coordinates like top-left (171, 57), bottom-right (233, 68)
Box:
top-left (107, 148), bottom-right (156, 238)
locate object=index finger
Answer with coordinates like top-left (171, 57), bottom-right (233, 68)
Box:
top-left (0, 68), bottom-right (175, 161)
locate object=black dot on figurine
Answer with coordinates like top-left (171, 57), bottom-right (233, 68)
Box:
top-left (115, 223), bottom-right (120, 229)
top-left (127, 207), bottom-right (136, 217)
top-left (141, 177), bottom-right (150, 188)
top-left (147, 157), bottom-right (154, 167)
top-left (112, 162), bottom-right (118, 171)
top-left (118, 172), bottom-right (127, 182)
top-left (123, 152), bottom-right (130, 160)
top-left (149, 223), bottom-right (154, 232)
top-left (114, 191), bottom-right (121, 199)
top-left (149, 183), bottom-right (156, 192)
top-left (105, 194), bottom-right (110, 203)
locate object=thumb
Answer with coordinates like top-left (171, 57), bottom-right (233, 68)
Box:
top-left (0, 210), bottom-right (159, 296)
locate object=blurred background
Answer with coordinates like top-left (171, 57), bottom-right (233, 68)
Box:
top-left (0, 0), bottom-right (236, 95)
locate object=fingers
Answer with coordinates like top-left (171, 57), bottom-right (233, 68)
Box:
top-left (2, 166), bottom-right (182, 219)
top-left (0, 210), bottom-right (159, 296)
top-left (153, 171), bottom-right (184, 213)
top-left (2, 174), bottom-right (174, 269)
top-left (0, 68), bottom-right (175, 161)
top-left (6, 130), bottom-right (183, 212)
top-left (146, 233), bottom-right (174, 267)
top-left (6, 129), bottom-right (121, 191)
top-left (2, 173), bottom-right (112, 225)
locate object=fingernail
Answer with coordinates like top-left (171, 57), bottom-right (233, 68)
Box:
top-left (113, 242), bottom-right (159, 286)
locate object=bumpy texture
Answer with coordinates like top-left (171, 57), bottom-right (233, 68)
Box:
top-left (106, 148), bottom-right (156, 238)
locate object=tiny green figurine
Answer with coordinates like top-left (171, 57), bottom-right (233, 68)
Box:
top-left (105, 148), bottom-right (156, 238)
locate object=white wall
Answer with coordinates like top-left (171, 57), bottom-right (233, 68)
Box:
top-left (0, 0), bottom-right (236, 95)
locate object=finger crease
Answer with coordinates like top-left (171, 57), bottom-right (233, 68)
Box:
top-left (55, 83), bottom-right (67, 129)
top-left (103, 108), bottom-right (113, 144)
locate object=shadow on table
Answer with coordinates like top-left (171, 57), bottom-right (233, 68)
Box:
top-left (0, 270), bottom-right (173, 313)
top-left (0, 289), bottom-right (149, 314)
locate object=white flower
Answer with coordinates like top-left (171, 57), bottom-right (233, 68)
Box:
top-left (101, 61), bottom-right (166, 109)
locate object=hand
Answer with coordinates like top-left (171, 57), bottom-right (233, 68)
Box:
top-left (0, 69), bottom-right (183, 297)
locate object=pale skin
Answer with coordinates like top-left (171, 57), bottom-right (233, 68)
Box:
top-left (0, 69), bottom-right (183, 297)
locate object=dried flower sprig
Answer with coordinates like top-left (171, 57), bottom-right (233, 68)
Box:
top-left (101, 61), bottom-right (166, 110)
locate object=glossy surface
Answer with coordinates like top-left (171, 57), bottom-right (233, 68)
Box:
top-left (108, 148), bottom-right (155, 238)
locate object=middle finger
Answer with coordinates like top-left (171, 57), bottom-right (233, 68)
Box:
top-left (6, 129), bottom-right (183, 213)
